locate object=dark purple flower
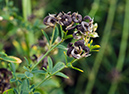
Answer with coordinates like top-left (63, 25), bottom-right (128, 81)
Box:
top-left (59, 14), bottom-right (72, 26)
top-left (43, 16), bottom-right (57, 27)
top-left (72, 12), bottom-right (82, 23)
top-left (67, 40), bottom-right (90, 59)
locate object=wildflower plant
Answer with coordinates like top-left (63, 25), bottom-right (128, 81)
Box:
top-left (3, 12), bottom-right (100, 94)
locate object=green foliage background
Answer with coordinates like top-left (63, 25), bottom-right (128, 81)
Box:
top-left (0, 0), bottom-right (129, 94)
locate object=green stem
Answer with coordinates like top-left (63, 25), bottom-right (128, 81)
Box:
top-left (70, 58), bottom-right (80, 64)
top-left (84, 0), bottom-right (117, 94)
top-left (30, 40), bottom-right (64, 72)
top-left (5, 0), bottom-right (8, 8)
top-left (24, 30), bottom-right (31, 64)
top-left (22, 0), bottom-right (32, 21)
top-left (88, 0), bottom-right (100, 17)
top-left (108, 0), bottom-right (129, 93)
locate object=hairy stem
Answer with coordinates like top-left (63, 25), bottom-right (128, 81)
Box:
top-left (108, 0), bottom-right (129, 93)
top-left (85, 0), bottom-right (117, 94)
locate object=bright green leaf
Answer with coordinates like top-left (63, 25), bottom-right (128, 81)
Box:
top-left (0, 52), bottom-right (7, 56)
top-left (91, 45), bottom-right (100, 50)
top-left (65, 34), bottom-right (73, 39)
top-left (3, 89), bottom-right (15, 94)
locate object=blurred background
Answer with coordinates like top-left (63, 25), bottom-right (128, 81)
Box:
top-left (0, 0), bottom-right (129, 94)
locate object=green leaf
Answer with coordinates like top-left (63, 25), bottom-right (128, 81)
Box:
top-left (52, 26), bottom-right (59, 44)
top-left (10, 78), bottom-right (16, 82)
top-left (0, 52), bottom-right (7, 56)
top-left (13, 88), bottom-right (18, 94)
top-left (0, 56), bottom-right (22, 63)
top-left (89, 32), bottom-right (99, 38)
top-left (91, 45), bottom-right (100, 50)
top-left (47, 56), bottom-right (53, 73)
top-left (23, 66), bottom-right (30, 71)
top-left (60, 25), bottom-right (64, 39)
top-left (41, 78), bottom-right (60, 87)
top-left (16, 73), bottom-right (26, 78)
top-left (52, 62), bottom-right (66, 75)
top-left (3, 89), bottom-right (15, 94)
top-left (57, 45), bottom-right (67, 50)
top-left (90, 39), bottom-right (93, 45)
top-left (21, 79), bottom-right (30, 94)
top-left (31, 70), bottom-right (46, 74)
top-left (24, 57), bottom-right (29, 66)
top-left (91, 50), bottom-right (99, 52)
top-left (63, 51), bottom-right (68, 64)
top-left (18, 80), bottom-right (22, 84)
top-left (9, 62), bottom-right (16, 73)
top-left (65, 34), bottom-right (73, 39)
top-left (25, 71), bottom-right (33, 78)
top-left (41, 29), bottom-right (50, 44)
top-left (34, 93), bottom-right (40, 94)
top-left (55, 72), bottom-right (69, 79)
top-left (12, 40), bottom-right (23, 54)
top-left (30, 85), bottom-right (35, 90)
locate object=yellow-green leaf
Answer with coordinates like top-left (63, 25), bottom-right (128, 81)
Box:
top-left (0, 56), bottom-right (22, 63)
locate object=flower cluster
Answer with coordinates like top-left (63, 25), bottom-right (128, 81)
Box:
top-left (67, 40), bottom-right (90, 59)
top-left (43, 11), bottom-right (99, 59)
